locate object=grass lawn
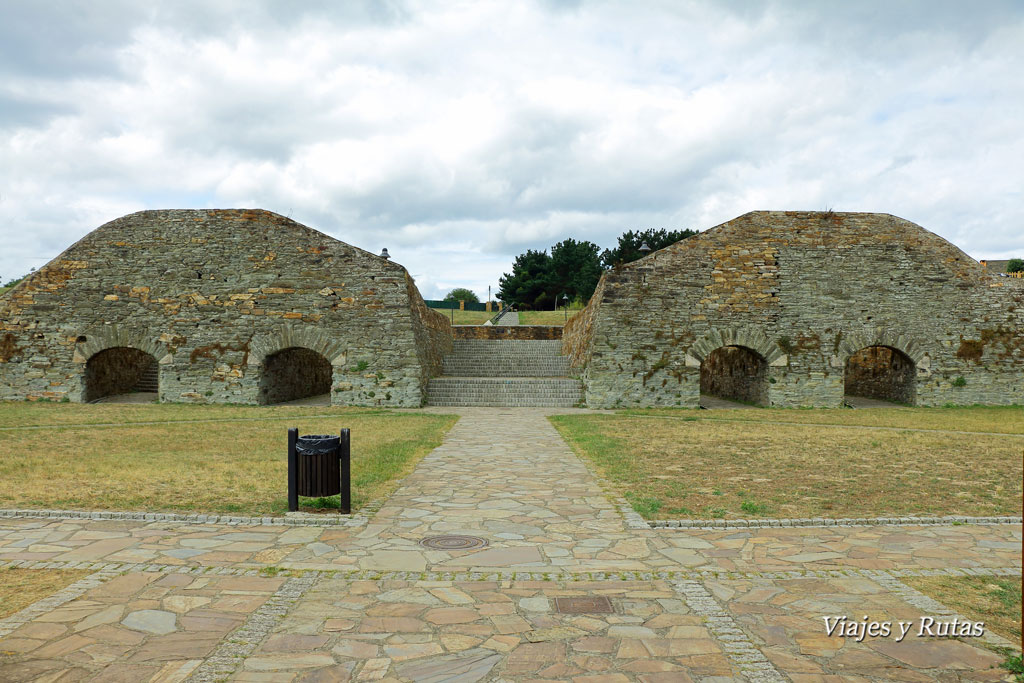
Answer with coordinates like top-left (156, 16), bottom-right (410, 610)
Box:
top-left (904, 574), bottom-right (1022, 644)
top-left (518, 310), bottom-right (580, 325)
top-left (550, 408), bottom-right (1023, 519)
top-left (0, 567), bottom-right (92, 619)
top-left (625, 405), bottom-right (1024, 435)
top-left (434, 309), bottom-right (495, 325)
top-left (0, 403), bottom-right (456, 516)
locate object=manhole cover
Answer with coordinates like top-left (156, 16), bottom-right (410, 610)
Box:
top-left (419, 535), bottom-right (488, 551)
top-left (554, 596), bottom-right (614, 614)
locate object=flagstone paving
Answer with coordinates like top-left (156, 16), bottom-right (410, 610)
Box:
top-left (0, 408), bottom-right (1020, 681)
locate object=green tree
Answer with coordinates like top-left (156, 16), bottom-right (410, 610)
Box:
top-left (600, 228), bottom-right (697, 269)
top-left (548, 238), bottom-right (602, 306)
top-left (1007, 258), bottom-right (1024, 273)
top-left (442, 287), bottom-right (480, 303)
top-left (497, 249), bottom-right (552, 309)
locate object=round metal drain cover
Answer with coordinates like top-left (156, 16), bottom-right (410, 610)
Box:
top-left (419, 535), bottom-right (488, 551)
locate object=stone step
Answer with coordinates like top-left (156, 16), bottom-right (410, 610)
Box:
top-left (442, 359), bottom-right (570, 377)
top-left (450, 340), bottom-right (564, 351)
top-left (426, 377), bottom-right (583, 407)
top-left (132, 363), bottom-right (160, 393)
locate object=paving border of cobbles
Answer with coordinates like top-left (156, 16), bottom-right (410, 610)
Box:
top-left (0, 507), bottom-right (372, 527)
top-left (0, 565), bottom-right (122, 638)
top-left (1, 558), bottom-right (1018, 583)
top-left (647, 515), bottom-right (1023, 529)
top-left (185, 572), bottom-right (320, 683)
top-left (4, 507), bottom-right (1019, 530)
top-left (674, 578), bottom-right (786, 682)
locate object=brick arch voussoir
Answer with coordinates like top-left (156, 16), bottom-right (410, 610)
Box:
top-left (249, 325), bottom-right (347, 367)
top-left (75, 324), bottom-right (169, 364)
top-left (838, 328), bottom-right (926, 366)
top-left (687, 327), bottom-right (787, 366)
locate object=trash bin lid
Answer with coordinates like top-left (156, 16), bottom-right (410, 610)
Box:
top-left (296, 434), bottom-right (340, 455)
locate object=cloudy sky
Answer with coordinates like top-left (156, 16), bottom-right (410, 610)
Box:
top-left (1, 1), bottom-right (1022, 299)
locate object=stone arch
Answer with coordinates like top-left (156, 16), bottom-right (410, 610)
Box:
top-left (699, 345), bottom-right (770, 406)
top-left (84, 348), bottom-right (160, 402)
top-left (259, 347), bottom-right (333, 405)
top-left (248, 325), bottom-right (347, 368)
top-left (73, 324), bottom-right (170, 365)
top-left (843, 345), bottom-right (917, 405)
top-left (837, 328), bottom-right (927, 369)
top-left (685, 327), bottom-right (788, 367)
top-left (74, 325), bottom-right (169, 403)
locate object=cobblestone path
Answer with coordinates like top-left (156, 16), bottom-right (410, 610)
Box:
top-left (0, 409), bottom-right (1019, 681)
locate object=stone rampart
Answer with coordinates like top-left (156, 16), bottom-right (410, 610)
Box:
top-left (574, 211), bottom-right (1024, 408)
top-left (0, 209), bottom-right (451, 406)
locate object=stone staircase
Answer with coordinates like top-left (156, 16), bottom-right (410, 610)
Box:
top-left (131, 362), bottom-right (159, 393)
top-left (427, 339), bottom-right (583, 407)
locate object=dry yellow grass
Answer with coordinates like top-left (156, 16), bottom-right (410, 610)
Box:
top-left (550, 413), bottom-right (1023, 519)
top-left (0, 405), bottom-right (456, 515)
top-left (518, 310), bottom-right (579, 325)
top-left (904, 575), bottom-right (1022, 643)
top-left (439, 309), bottom-right (495, 324)
top-left (0, 567), bottom-right (91, 619)
top-left (626, 405), bottom-right (1024, 435)
top-left (0, 402), bottom-right (397, 428)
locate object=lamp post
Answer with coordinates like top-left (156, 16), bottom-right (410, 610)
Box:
top-left (562, 294), bottom-right (569, 321)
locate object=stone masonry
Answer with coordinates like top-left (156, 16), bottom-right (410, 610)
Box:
top-left (564, 211), bottom-right (1024, 408)
top-left (0, 209), bottom-right (452, 406)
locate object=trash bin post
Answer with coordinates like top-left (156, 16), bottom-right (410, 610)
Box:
top-left (340, 428), bottom-right (351, 514)
top-left (287, 427), bottom-right (299, 512)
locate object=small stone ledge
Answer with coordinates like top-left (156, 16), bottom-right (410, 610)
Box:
top-left (0, 508), bottom-right (370, 528)
top-left (647, 515), bottom-right (1022, 529)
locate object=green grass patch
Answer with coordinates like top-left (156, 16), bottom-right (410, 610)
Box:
top-left (621, 404), bottom-right (1024, 435)
top-left (550, 410), bottom-right (1023, 520)
top-left (0, 404), bottom-right (456, 516)
top-left (904, 574), bottom-right (1022, 645)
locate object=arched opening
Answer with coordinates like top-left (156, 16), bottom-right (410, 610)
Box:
top-left (260, 347), bottom-right (332, 405)
top-left (844, 346), bottom-right (916, 405)
top-left (700, 345), bottom-right (768, 407)
top-left (84, 347), bottom-right (159, 403)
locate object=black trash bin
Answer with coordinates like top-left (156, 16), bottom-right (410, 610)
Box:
top-left (295, 434), bottom-right (340, 497)
top-left (287, 428), bottom-right (351, 514)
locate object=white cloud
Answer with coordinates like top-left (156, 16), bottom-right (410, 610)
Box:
top-left (1, 0), bottom-right (1022, 290)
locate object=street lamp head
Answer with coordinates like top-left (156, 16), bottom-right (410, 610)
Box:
top-left (380, 248), bottom-right (391, 260)
top-left (638, 242), bottom-right (652, 254)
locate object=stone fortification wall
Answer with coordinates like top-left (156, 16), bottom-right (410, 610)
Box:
top-left (0, 209), bottom-right (449, 406)
top-left (561, 276), bottom-right (606, 368)
top-left (407, 275), bottom-right (453, 387)
top-left (577, 211), bottom-right (1024, 408)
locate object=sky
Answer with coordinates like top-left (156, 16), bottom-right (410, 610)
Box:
top-left (1, 1), bottom-right (1022, 300)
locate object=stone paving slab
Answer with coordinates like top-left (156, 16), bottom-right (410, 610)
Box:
top-left (0, 571), bottom-right (285, 682)
top-left (704, 574), bottom-right (1012, 681)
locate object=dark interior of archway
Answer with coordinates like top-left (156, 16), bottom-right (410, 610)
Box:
top-left (84, 347), bottom-right (158, 402)
top-left (260, 347), bottom-right (332, 405)
top-left (699, 345), bottom-right (768, 406)
top-left (844, 346), bottom-right (915, 404)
